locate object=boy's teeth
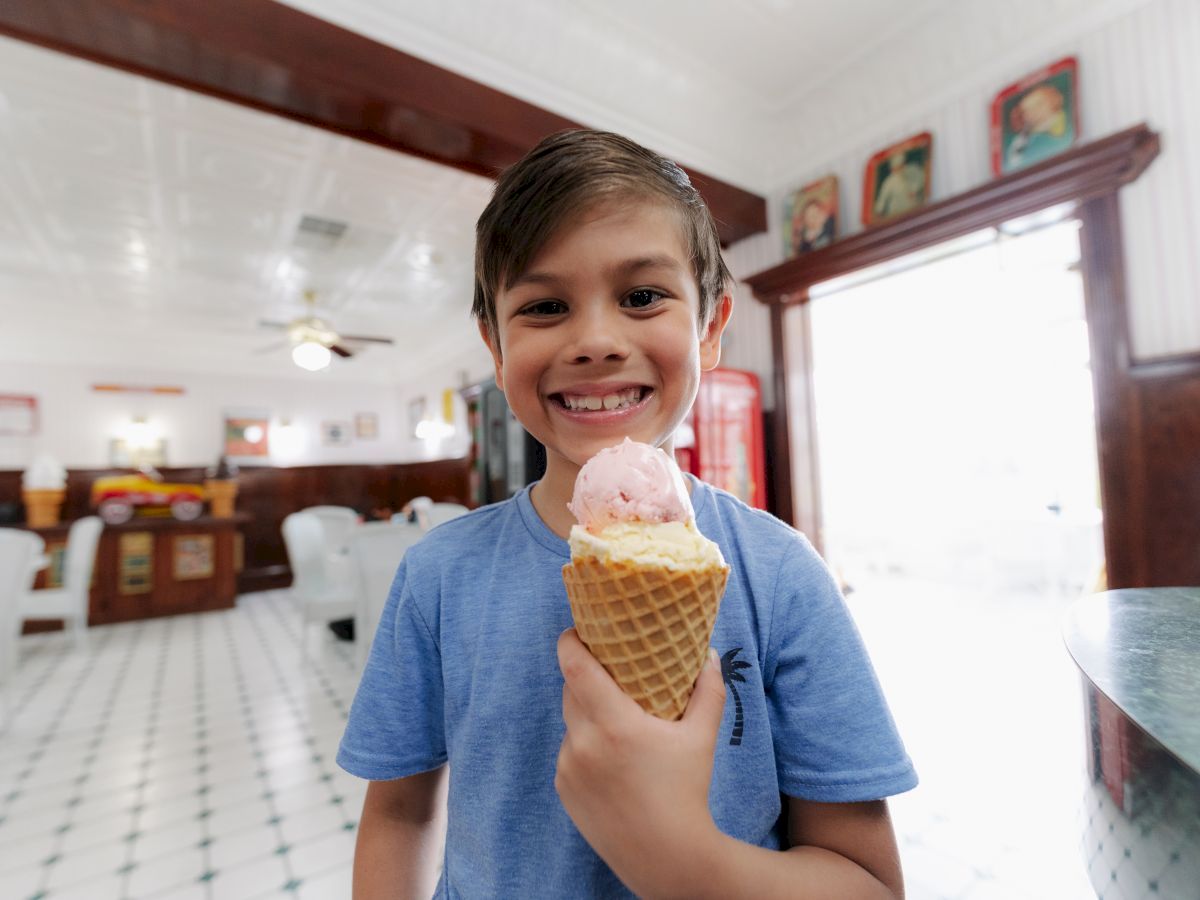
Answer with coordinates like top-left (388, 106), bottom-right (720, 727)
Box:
top-left (562, 388), bottom-right (642, 411)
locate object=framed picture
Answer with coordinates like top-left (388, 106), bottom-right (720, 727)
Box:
top-left (408, 397), bottom-right (427, 437)
top-left (991, 57), bottom-right (1079, 176)
top-left (862, 132), bottom-right (933, 226)
top-left (0, 394), bottom-right (37, 436)
top-left (784, 175), bottom-right (838, 258)
top-left (224, 410), bottom-right (270, 460)
top-left (322, 420), bottom-right (352, 445)
top-left (173, 534), bottom-right (214, 581)
top-left (355, 412), bottom-right (379, 440)
top-left (109, 438), bottom-right (168, 469)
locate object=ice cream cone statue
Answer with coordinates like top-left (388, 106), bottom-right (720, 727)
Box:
top-left (205, 456), bottom-right (239, 518)
top-left (22, 454), bottom-right (68, 528)
top-left (561, 438), bottom-right (729, 720)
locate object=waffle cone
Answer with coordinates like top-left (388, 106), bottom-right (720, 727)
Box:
top-left (562, 558), bottom-right (728, 720)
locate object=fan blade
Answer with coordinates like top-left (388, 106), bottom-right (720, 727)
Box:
top-left (339, 334), bottom-right (395, 345)
top-left (254, 340), bottom-right (290, 355)
top-left (330, 344), bottom-right (354, 358)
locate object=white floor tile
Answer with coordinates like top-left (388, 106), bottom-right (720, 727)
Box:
top-left (124, 845), bottom-right (205, 898)
top-left (43, 838), bottom-right (128, 891)
top-left (295, 861), bottom-right (353, 899)
top-left (207, 853), bottom-right (290, 900)
top-left (0, 864), bottom-right (43, 899)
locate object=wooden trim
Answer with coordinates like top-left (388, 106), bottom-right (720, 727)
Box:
top-left (1077, 192), bottom-right (1145, 588)
top-left (769, 303), bottom-right (795, 529)
top-left (1128, 351), bottom-right (1200, 380)
top-left (0, 0), bottom-right (766, 245)
top-left (746, 124), bottom-right (1160, 303)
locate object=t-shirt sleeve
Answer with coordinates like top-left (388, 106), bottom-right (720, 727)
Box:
top-left (764, 536), bottom-right (917, 802)
top-left (336, 557), bottom-right (447, 780)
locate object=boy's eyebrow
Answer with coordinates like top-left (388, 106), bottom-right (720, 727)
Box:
top-left (509, 254), bottom-right (685, 289)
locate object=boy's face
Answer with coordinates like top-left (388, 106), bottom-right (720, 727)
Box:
top-left (481, 199), bottom-right (731, 475)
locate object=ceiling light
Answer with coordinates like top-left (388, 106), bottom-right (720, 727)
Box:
top-left (292, 341), bottom-right (331, 371)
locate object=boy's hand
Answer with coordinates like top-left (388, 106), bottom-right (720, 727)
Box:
top-left (555, 628), bottom-right (726, 898)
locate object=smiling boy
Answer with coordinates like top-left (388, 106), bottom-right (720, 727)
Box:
top-left (338, 130), bottom-right (917, 898)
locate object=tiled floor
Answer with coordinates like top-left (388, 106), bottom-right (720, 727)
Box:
top-left (0, 591), bottom-right (364, 900)
top-left (2, 580), bottom-right (1099, 899)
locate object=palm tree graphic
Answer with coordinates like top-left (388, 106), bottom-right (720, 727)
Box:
top-left (720, 648), bottom-right (752, 746)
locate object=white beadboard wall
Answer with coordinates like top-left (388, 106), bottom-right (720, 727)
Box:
top-left (725, 0), bottom-right (1200, 371)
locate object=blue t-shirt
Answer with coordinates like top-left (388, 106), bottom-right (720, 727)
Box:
top-left (338, 479), bottom-right (916, 898)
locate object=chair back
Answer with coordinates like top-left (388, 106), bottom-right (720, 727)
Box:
top-left (1, 529), bottom-right (44, 682)
top-left (282, 512), bottom-right (330, 598)
top-left (301, 506), bottom-right (359, 553)
top-left (349, 522), bottom-right (424, 659)
top-left (61, 517), bottom-right (103, 593)
top-left (425, 503), bottom-right (470, 530)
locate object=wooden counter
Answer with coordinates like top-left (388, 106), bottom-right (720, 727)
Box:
top-left (26, 514), bottom-right (249, 626)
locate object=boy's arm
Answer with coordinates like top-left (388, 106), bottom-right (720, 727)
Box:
top-left (353, 766), bottom-right (448, 900)
top-left (556, 630), bottom-right (903, 900)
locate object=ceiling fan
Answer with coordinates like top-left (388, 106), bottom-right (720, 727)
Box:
top-left (258, 290), bottom-right (395, 370)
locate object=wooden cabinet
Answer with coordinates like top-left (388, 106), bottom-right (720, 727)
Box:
top-left (27, 514), bottom-right (248, 626)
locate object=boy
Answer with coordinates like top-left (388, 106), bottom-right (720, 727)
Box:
top-left (338, 130), bottom-right (917, 898)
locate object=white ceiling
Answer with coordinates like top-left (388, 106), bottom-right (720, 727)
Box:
top-left (0, 0), bottom-right (1152, 384)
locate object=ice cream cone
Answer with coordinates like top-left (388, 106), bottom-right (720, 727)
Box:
top-left (562, 558), bottom-right (728, 720)
top-left (205, 479), bottom-right (238, 518)
top-left (23, 487), bottom-right (66, 528)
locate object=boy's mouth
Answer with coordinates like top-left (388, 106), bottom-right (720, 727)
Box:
top-left (551, 386), bottom-right (650, 412)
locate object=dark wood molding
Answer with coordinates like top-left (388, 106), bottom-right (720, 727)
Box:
top-left (744, 125), bottom-right (1184, 590)
top-left (0, 0), bottom-right (766, 244)
top-left (1076, 192), bottom-right (1146, 588)
top-left (746, 124), bottom-right (1160, 303)
top-left (768, 303), bottom-right (795, 529)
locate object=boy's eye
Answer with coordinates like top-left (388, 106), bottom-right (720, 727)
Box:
top-left (623, 288), bottom-right (665, 309)
top-left (520, 299), bottom-right (567, 317)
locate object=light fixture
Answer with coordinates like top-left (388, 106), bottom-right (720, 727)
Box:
top-left (292, 341), bottom-right (331, 371)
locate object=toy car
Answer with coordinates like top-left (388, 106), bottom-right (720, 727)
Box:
top-left (91, 469), bottom-right (206, 524)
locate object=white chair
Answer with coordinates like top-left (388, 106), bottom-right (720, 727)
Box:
top-left (1, 529), bottom-right (46, 724)
top-left (423, 502), bottom-right (470, 531)
top-left (19, 516), bottom-right (102, 651)
top-left (348, 521), bottom-right (425, 667)
top-left (282, 511), bottom-right (359, 663)
top-left (301, 505), bottom-right (359, 584)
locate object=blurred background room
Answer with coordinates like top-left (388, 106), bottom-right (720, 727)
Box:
top-left (2, 1), bottom-right (1198, 898)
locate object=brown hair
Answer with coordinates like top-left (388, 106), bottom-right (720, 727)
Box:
top-left (473, 129), bottom-right (731, 340)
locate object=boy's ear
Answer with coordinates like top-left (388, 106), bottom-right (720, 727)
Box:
top-left (699, 293), bottom-right (734, 372)
top-left (477, 318), bottom-right (504, 390)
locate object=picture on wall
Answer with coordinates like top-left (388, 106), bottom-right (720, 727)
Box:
top-left (991, 57), bottom-right (1079, 176)
top-left (0, 394), bottom-right (38, 436)
top-left (109, 437), bottom-right (168, 469)
top-left (784, 176), bottom-right (838, 258)
top-left (355, 412), bottom-right (379, 440)
top-left (862, 132), bottom-right (933, 226)
top-left (224, 411), bottom-right (270, 460)
top-left (322, 420), bottom-right (352, 446)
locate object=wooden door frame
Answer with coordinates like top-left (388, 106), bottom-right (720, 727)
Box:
top-left (745, 124), bottom-right (1161, 587)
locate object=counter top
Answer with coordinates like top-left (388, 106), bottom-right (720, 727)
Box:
top-left (1063, 588), bottom-right (1200, 774)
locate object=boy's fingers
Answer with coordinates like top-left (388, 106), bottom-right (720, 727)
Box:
top-left (682, 648), bottom-right (726, 734)
top-left (557, 628), bottom-right (634, 719)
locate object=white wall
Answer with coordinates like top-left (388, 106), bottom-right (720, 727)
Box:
top-left (0, 352), bottom-right (495, 471)
top-left (726, 0), bottom-right (1200, 363)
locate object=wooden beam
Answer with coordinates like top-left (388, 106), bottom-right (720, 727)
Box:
top-left (0, 0), bottom-right (767, 244)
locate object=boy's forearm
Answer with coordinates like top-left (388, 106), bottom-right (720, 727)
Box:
top-left (352, 813), bottom-right (444, 899)
top-left (635, 826), bottom-right (899, 900)
top-left (352, 769), bottom-right (448, 900)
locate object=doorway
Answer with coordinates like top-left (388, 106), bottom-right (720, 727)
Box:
top-left (807, 217), bottom-right (1100, 898)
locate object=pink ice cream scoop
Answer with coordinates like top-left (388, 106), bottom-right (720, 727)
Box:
top-left (568, 438), bottom-right (692, 533)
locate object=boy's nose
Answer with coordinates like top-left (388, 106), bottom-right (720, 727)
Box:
top-left (565, 307), bottom-right (630, 364)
